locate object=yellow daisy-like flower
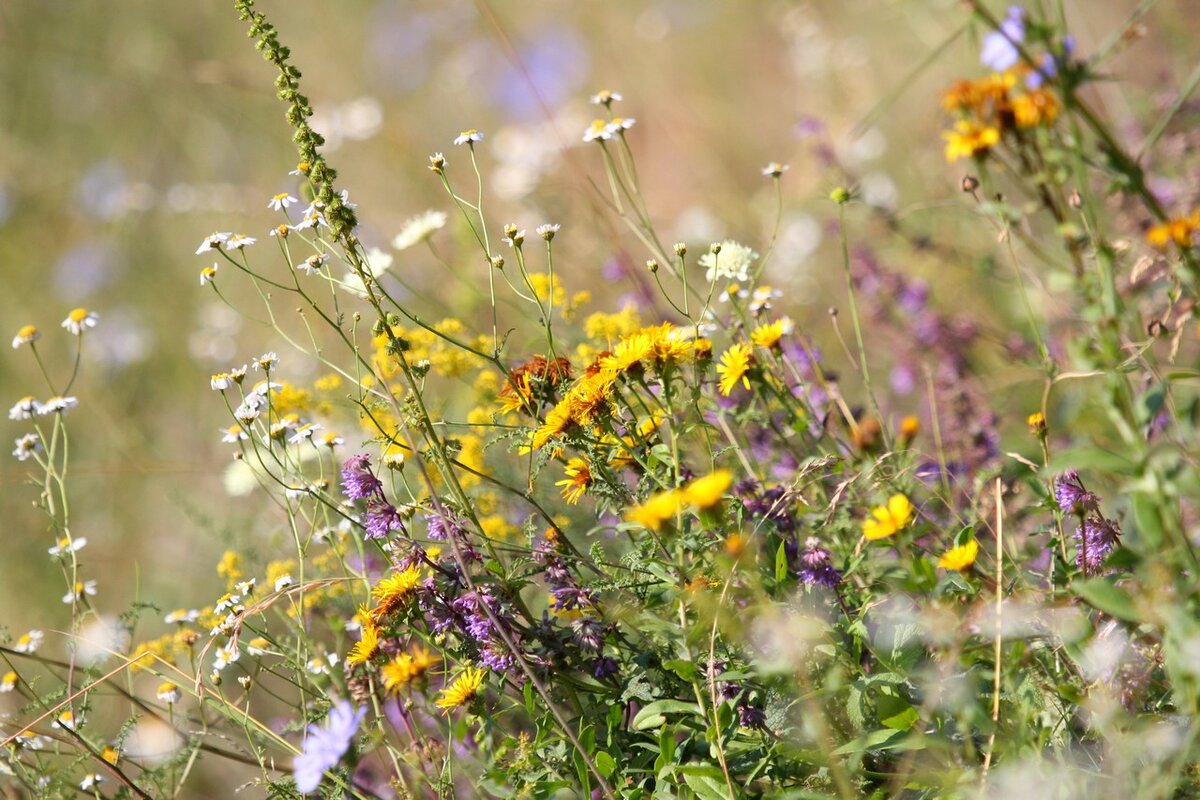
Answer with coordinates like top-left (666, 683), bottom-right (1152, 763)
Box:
top-left (565, 372), bottom-right (614, 425)
top-left (532, 401), bottom-right (573, 450)
top-left (625, 490), bottom-right (684, 531)
top-left (1012, 88), bottom-right (1059, 128)
top-left (382, 645), bottom-right (439, 693)
top-left (937, 539), bottom-right (979, 572)
top-left (11, 324), bottom-right (39, 349)
top-left (599, 333), bottom-right (653, 375)
top-left (716, 343), bottom-right (753, 396)
top-left (862, 494), bottom-right (915, 541)
top-left (101, 746), bottom-right (120, 765)
top-left (345, 621), bottom-right (379, 668)
top-left (555, 458), bottom-right (593, 505)
top-left (435, 665), bottom-right (487, 712)
top-left (750, 319), bottom-right (790, 350)
top-left (371, 565), bottom-right (423, 619)
top-left (1146, 211), bottom-right (1200, 250)
top-left (943, 120), bottom-right (1000, 162)
top-left (1027, 411), bottom-right (1047, 436)
top-left (682, 470), bottom-right (733, 509)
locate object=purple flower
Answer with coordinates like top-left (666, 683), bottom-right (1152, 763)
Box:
top-left (592, 656), bottom-right (619, 678)
top-left (980, 6), bottom-right (1025, 72)
top-left (363, 499), bottom-right (403, 539)
top-left (341, 454), bottom-right (382, 500)
top-left (1074, 517), bottom-right (1120, 574)
top-left (1054, 471), bottom-right (1098, 515)
top-left (796, 538), bottom-right (842, 588)
top-left (293, 700), bottom-right (366, 794)
top-left (737, 704), bottom-right (767, 730)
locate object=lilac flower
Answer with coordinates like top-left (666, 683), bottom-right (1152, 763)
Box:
top-left (363, 499), bottom-right (403, 539)
top-left (293, 700), bottom-right (366, 794)
top-left (1054, 471), bottom-right (1098, 515)
top-left (341, 454), bottom-right (382, 500)
top-left (479, 642), bottom-right (516, 673)
top-left (980, 6), bottom-right (1025, 72)
top-left (592, 656), bottom-right (619, 678)
top-left (737, 704), bottom-right (767, 730)
top-left (1074, 517), bottom-right (1121, 574)
top-left (796, 538), bottom-right (842, 588)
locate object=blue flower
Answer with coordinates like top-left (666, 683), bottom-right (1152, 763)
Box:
top-left (980, 6), bottom-right (1025, 72)
top-left (293, 700), bottom-right (366, 794)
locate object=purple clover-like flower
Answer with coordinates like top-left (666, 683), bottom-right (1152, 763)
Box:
top-left (1074, 517), bottom-right (1121, 574)
top-left (363, 499), bottom-right (403, 539)
top-left (341, 454), bottom-right (382, 500)
top-left (592, 656), bottom-right (619, 679)
top-left (293, 700), bottom-right (366, 794)
top-left (796, 538), bottom-right (842, 588)
top-left (980, 6), bottom-right (1025, 72)
top-left (1054, 471), bottom-right (1098, 515)
top-left (737, 704), bottom-right (767, 730)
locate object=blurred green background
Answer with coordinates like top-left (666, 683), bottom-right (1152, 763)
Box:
top-left (0, 0), bottom-right (1193, 679)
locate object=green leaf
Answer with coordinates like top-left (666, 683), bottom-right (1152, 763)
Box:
top-left (682, 771), bottom-right (730, 800)
top-left (1074, 577), bottom-right (1139, 622)
top-left (663, 659), bottom-right (699, 682)
top-left (876, 694), bottom-right (918, 731)
top-left (595, 751), bottom-right (616, 779)
top-left (775, 541), bottom-right (789, 585)
top-left (632, 700), bottom-right (704, 731)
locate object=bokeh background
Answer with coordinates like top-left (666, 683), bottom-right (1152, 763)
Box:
top-left (0, 0), bottom-right (1195, 753)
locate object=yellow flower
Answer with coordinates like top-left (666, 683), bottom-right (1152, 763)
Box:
top-left (156, 682), bottom-right (182, 704)
top-left (750, 319), bottom-right (790, 349)
top-left (382, 645), bottom-right (438, 693)
top-left (862, 494), bottom-right (915, 540)
top-left (943, 120), bottom-right (1000, 162)
top-left (625, 490), bottom-right (684, 531)
top-left (599, 333), bottom-right (653, 375)
top-left (216, 550), bottom-right (243, 587)
top-left (682, 470), bottom-right (732, 509)
top-left (1146, 211), bottom-right (1200, 250)
top-left (937, 539), bottom-right (979, 572)
top-left (716, 343), bottom-right (753, 396)
top-left (436, 665), bottom-right (487, 712)
top-left (345, 621), bottom-right (379, 668)
top-left (0, 671), bottom-right (16, 692)
top-left (101, 746), bottom-right (120, 765)
top-left (1027, 411), bottom-right (1047, 436)
top-left (532, 402), bottom-right (573, 450)
top-left (371, 565), bottom-right (423, 619)
top-left (1012, 88), bottom-right (1059, 128)
top-left (898, 415), bottom-right (920, 443)
top-left (565, 372), bottom-right (614, 424)
top-left (555, 458), bottom-right (592, 505)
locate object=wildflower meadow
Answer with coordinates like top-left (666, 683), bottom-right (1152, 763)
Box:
top-left (5, 1), bottom-right (1200, 797)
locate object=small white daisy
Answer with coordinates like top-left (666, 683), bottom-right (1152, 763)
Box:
top-left (221, 424), bottom-right (248, 444)
top-left (164, 608), bottom-right (199, 624)
top-left (48, 536), bottom-right (87, 556)
top-left (246, 637), bottom-right (271, 656)
top-left (582, 119), bottom-right (612, 143)
top-left (211, 372), bottom-right (233, 391)
top-left (12, 324), bottom-right (39, 349)
top-left (62, 308), bottom-right (99, 335)
top-left (391, 210), bottom-right (447, 251)
top-left (320, 431), bottom-right (345, 448)
top-left (605, 117), bottom-right (636, 135)
top-left (9, 396), bottom-right (41, 420)
top-left (761, 162), bottom-right (789, 177)
top-left (199, 264), bottom-right (219, 286)
top-left (288, 422), bottom-right (321, 444)
top-left (501, 228), bottom-right (525, 248)
top-left (267, 193), bottom-right (298, 211)
top-left (53, 710), bottom-right (83, 730)
top-left (13, 432), bottom-right (40, 461)
top-left (13, 630), bottom-right (43, 653)
top-left (0, 671), bottom-right (16, 693)
top-left (80, 774), bottom-right (104, 791)
top-left (235, 578), bottom-right (256, 596)
top-left (274, 575), bottom-right (295, 592)
top-left (297, 254), bottom-right (328, 275)
top-left (195, 232), bottom-right (231, 255)
top-left (39, 396), bottom-right (79, 416)
top-left (156, 682), bottom-right (182, 704)
top-left (292, 211), bottom-right (324, 230)
top-left (590, 89), bottom-right (623, 105)
top-left (306, 655), bottom-right (331, 675)
top-left (428, 152), bottom-right (447, 172)
top-left (252, 352), bottom-right (279, 371)
top-left (453, 129), bottom-right (484, 146)
top-left (62, 579), bottom-right (97, 604)
top-left (226, 234), bottom-right (256, 250)
top-left (536, 223), bottom-right (560, 241)
top-left (337, 189), bottom-right (357, 210)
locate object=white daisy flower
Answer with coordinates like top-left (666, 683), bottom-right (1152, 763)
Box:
top-left (211, 372), bottom-right (233, 391)
top-left (13, 432), bottom-right (40, 461)
top-left (251, 352), bottom-right (278, 372)
top-left (39, 396), bottom-right (79, 415)
top-left (428, 152), bottom-right (447, 172)
top-left (62, 579), bottom-right (97, 604)
top-left (226, 234), bottom-right (256, 250)
top-left (761, 162), bottom-right (789, 177)
top-left (590, 89), bottom-right (623, 105)
top-left (13, 630), bottom-right (43, 653)
top-left (267, 193), bottom-right (298, 211)
top-left (235, 578), bottom-right (256, 596)
top-left (391, 210), bottom-right (447, 250)
top-left (453, 129), bottom-right (484, 145)
top-left (320, 431), bottom-right (345, 448)
top-left (200, 264), bottom-right (219, 286)
top-left (80, 774), bottom-right (104, 791)
top-left (718, 283), bottom-right (750, 303)
top-left (582, 119), bottom-right (612, 143)
top-left (53, 710), bottom-right (83, 730)
top-left (274, 575), bottom-right (295, 592)
top-left (62, 308), bottom-right (99, 335)
top-left (233, 402), bottom-right (259, 424)
top-left (292, 211), bottom-right (325, 230)
top-left (0, 671), bottom-right (16, 693)
top-left (501, 229), bottom-right (525, 248)
top-left (221, 424), bottom-right (248, 444)
top-left (48, 537), bottom-right (87, 556)
top-left (164, 608), bottom-right (199, 624)
top-left (246, 637), bottom-right (271, 656)
top-left (698, 240), bottom-right (759, 284)
top-left (14, 730), bottom-right (47, 750)
top-left (195, 232), bottom-right (231, 254)
top-left (749, 286), bottom-right (783, 314)
top-left (156, 682), bottom-right (182, 704)
top-left (306, 655), bottom-right (331, 675)
top-left (337, 189), bottom-right (357, 210)
top-left (297, 254), bottom-right (327, 275)
top-left (605, 117), bottom-right (636, 135)
top-left (9, 396), bottom-right (41, 420)
top-left (11, 324), bottom-right (39, 349)
top-left (536, 223), bottom-right (560, 241)
top-left (288, 422), bottom-right (321, 444)
top-left (364, 247), bottom-right (393, 277)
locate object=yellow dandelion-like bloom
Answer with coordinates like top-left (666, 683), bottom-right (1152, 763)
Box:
top-left (1146, 212), bottom-right (1200, 250)
top-left (435, 665), bottom-right (487, 712)
top-left (716, 343), bottom-right (753, 396)
top-left (371, 565), bottom-right (423, 619)
top-left (599, 333), bottom-right (653, 375)
top-left (682, 470), bottom-right (733, 509)
top-left (943, 120), bottom-right (1000, 162)
top-left (555, 458), bottom-right (593, 505)
top-left (532, 401), bottom-right (573, 450)
top-left (862, 494), bottom-right (915, 540)
top-left (750, 319), bottom-right (789, 349)
top-left (566, 373), bottom-right (614, 425)
top-left (625, 490), bottom-right (684, 531)
top-left (216, 550), bottom-right (243, 586)
top-left (345, 621), bottom-right (380, 668)
top-left (1027, 411), bottom-right (1047, 436)
top-left (1012, 88), bottom-right (1059, 128)
top-left (937, 539), bottom-right (979, 572)
top-left (382, 645), bottom-right (439, 693)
